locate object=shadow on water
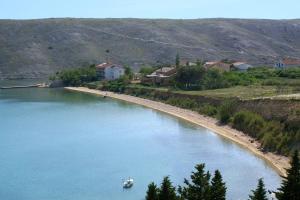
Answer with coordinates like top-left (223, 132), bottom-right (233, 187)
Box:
top-left (0, 88), bottom-right (104, 104)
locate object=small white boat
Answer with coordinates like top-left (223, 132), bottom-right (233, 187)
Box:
top-left (123, 178), bottom-right (134, 189)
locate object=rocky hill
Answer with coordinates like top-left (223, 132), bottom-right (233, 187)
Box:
top-left (0, 18), bottom-right (300, 79)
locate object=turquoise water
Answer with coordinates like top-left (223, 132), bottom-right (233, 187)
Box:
top-left (0, 87), bottom-right (281, 200)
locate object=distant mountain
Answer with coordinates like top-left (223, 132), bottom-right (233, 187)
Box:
top-left (0, 18), bottom-right (300, 79)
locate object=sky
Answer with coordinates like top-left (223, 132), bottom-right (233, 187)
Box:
top-left (1, 0), bottom-right (299, 20)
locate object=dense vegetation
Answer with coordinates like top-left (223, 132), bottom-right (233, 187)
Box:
top-left (173, 65), bottom-right (300, 91)
top-left (52, 64), bottom-right (133, 89)
top-left (231, 110), bottom-right (300, 154)
top-left (101, 76), bottom-right (131, 92)
top-left (51, 63), bottom-right (300, 156)
top-left (145, 151), bottom-right (300, 200)
top-left (50, 65), bottom-right (97, 86)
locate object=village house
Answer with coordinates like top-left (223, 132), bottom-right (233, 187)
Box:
top-left (204, 61), bottom-right (231, 72)
top-left (274, 57), bottom-right (300, 69)
top-left (96, 63), bottom-right (125, 80)
top-left (180, 60), bottom-right (197, 66)
top-left (231, 62), bottom-right (253, 71)
top-left (141, 67), bottom-right (176, 86)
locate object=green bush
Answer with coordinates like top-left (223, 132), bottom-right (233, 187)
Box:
top-left (198, 104), bottom-right (218, 117)
top-left (232, 110), bottom-right (265, 138)
top-left (202, 69), bottom-right (229, 90)
top-left (261, 79), bottom-right (281, 86)
top-left (55, 65), bottom-right (97, 86)
top-left (276, 68), bottom-right (300, 79)
top-left (175, 65), bottom-right (205, 90)
top-left (223, 71), bottom-right (255, 86)
top-left (102, 76), bottom-right (130, 93)
top-left (218, 100), bottom-right (236, 124)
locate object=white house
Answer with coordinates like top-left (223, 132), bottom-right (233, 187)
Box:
top-left (274, 57), bottom-right (300, 69)
top-left (96, 63), bottom-right (125, 80)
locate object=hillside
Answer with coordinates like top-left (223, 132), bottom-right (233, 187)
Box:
top-left (0, 18), bottom-right (300, 79)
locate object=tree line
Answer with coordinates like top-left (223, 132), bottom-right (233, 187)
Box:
top-left (145, 151), bottom-right (300, 200)
top-left (50, 64), bottom-right (98, 86)
top-left (173, 65), bottom-right (300, 91)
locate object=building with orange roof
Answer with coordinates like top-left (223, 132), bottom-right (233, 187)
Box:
top-left (274, 57), bottom-right (300, 69)
top-left (96, 63), bottom-right (125, 80)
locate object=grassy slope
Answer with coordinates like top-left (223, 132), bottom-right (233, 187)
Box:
top-left (127, 84), bottom-right (299, 100)
top-left (174, 85), bottom-right (297, 99)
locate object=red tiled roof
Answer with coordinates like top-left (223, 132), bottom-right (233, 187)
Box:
top-left (96, 63), bottom-right (123, 69)
top-left (282, 58), bottom-right (300, 65)
top-left (96, 63), bottom-right (114, 69)
top-left (204, 61), bottom-right (231, 71)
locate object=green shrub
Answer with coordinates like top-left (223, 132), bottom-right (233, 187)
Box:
top-left (223, 71), bottom-right (255, 86)
top-left (218, 100), bottom-right (236, 124)
top-left (102, 76), bottom-right (130, 93)
top-left (232, 110), bottom-right (265, 138)
top-left (261, 79), bottom-right (281, 86)
top-left (202, 69), bottom-right (229, 90)
top-left (55, 65), bottom-right (97, 86)
top-left (198, 104), bottom-right (218, 117)
top-left (276, 68), bottom-right (300, 79)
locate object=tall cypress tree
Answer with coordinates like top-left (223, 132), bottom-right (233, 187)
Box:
top-left (175, 53), bottom-right (180, 68)
top-left (146, 182), bottom-right (159, 200)
top-left (158, 176), bottom-right (178, 200)
top-left (178, 164), bottom-right (211, 200)
top-left (248, 178), bottom-right (268, 200)
top-left (276, 150), bottom-right (300, 200)
top-left (211, 170), bottom-right (226, 200)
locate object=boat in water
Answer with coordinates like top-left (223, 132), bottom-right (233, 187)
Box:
top-left (123, 178), bottom-right (134, 189)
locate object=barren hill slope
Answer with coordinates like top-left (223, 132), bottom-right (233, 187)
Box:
top-left (0, 18), bottom-right (300, 79)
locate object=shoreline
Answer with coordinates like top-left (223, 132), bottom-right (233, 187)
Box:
top-left (65, 86), bottom-right (290, 176)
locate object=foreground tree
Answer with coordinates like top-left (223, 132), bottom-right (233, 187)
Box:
top-left (248, 178), bottom-right (268, 200)
top-left (178, 164), bottom-right (211, 200)
top-left (124, 66), bottom-right (133, 79)
top-left (146, 182), bottom-right (159, 200)
top-left (276, 150), bottom-right (300, 200)
top-left (211, 170), bottom-right (226, 200)
top-left (158, 176), bottom-right (178, 200)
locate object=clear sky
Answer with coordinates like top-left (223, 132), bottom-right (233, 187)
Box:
top-left (1, 0), bottom-right (299, 20)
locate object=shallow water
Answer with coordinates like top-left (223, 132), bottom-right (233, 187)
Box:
top-left (0, 87), bottom-right (280, 200)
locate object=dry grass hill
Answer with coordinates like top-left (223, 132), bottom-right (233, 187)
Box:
top-left (0, 18), bottom-right (300, 79)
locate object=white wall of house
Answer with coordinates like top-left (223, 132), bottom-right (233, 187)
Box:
top-left (104, 66), bottom-right (125, 80)
top-left (234, 63), bottom-right (253, 71)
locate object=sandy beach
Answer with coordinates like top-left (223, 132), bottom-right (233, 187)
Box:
top-left (65, 87), bottom-right (290, 176)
